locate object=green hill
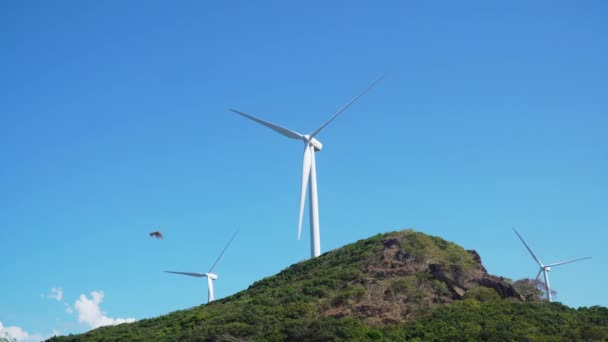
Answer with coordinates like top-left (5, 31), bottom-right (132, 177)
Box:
top-left (47, 230), bottom-right (608, 341)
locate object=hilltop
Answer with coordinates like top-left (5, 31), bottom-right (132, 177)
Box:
top-left (48, 230), bottom-right (608, 341)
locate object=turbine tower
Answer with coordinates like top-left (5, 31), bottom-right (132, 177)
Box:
top-left (512, 228), bottom-right (591, 302)
top-left (230, 76), bottom-right (383, 258)
top-left (165, 231), bottom-right (238, 303)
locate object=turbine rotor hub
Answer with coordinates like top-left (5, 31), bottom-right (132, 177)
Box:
top-left (304, 135), bottom-right (323, 151)
top-left (206, 273), bottom-right (218, 280)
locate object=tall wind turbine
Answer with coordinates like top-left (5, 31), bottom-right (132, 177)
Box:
top-left (165, 231), bottom-right (238, 303)
top-left (230, 76), bottom-right (383, 258)
top-left (512, 228), bottom-right (591, 302)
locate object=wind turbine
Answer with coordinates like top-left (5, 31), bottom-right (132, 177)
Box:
top-left (165, 231), bottom-right (238, 303)
top-left (230, 76), bottom-right (383, 258)
top-left (512, 228), bottom-right (591, 302)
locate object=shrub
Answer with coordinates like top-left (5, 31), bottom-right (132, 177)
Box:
top-left (463, 287), bottom-right (501, 302)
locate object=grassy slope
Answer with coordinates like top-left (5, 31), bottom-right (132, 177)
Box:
top-left (48, 230), bottom-right (608, 341)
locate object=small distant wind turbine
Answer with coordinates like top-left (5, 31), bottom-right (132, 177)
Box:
top-left (512, 228), bottom-right (591, 302)
top-left (230, 76), bottom-right (383, 258)
top-left (165, 231), bottom-right (238, 303)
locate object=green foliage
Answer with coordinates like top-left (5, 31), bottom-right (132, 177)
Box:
top-left (331, 285), bottom-right (366, 306)
top-left (45, 230), bottom-right (608, 342)
top-left (390, 276), bottom-right (417, 293)
top-left (431, 279), bottom-right (451, 297)
top-left (388, 276), bottom-right (424, 303)
top-left (463, 287), bottom-right (501, 302)
top-left (398, 231), bottom-right (476, 274)
top-left (392, 301), bottom-right (608, 341)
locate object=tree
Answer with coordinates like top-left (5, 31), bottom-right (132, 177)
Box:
top-left (512, 278), bottom-right (556, 302)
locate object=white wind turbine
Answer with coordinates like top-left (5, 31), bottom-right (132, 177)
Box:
top-left (230, 76), bottom-right (383, 258)
top-left (165, 231), bottom-right (238, 303)
top-left (512, 228), bottom-right (591, 302)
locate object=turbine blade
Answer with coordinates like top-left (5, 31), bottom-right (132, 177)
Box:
top-left (164, 271), bottom-right (206, 278)
top-left (513, 227), bottom-right (543, 266)
top-left (298, 146), bottom-right (313, 240)
top-left (208, 230), bottom-right (239, 273)
top-left (535, 269), bottom-right (542, 282)
top-left (546, 256), bottom-right (592, 268)
top-left (309, 74), bottom-right (384, 139)
top-left (230, 109), bottom-right (305, 141)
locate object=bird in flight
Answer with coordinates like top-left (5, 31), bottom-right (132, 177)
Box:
top-left (149, 231), bottom-right (163, 239)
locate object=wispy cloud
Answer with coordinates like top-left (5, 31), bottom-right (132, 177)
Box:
top-left (0, 321), bottom-right (45, 342)
top-left (42, 287), bottom-right (63, 301)
top-left (73, 291), bottom-right (135, 329)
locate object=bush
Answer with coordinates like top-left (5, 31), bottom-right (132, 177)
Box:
top-left (463, 287), bottom-right (500, 302)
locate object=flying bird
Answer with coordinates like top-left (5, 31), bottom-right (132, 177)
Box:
top-left (149, 231), bottom-right (163, 239)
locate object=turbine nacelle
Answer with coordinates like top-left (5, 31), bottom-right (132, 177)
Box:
top-left (231, 75), bottom-right (384, 258)
top-left (164, 231), bottom-right (238, 303)
top-left (513, 227), bottom-right (591, 302)
top-left (304, 135), bottom-right (323, 151)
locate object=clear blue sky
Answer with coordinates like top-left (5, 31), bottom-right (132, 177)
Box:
top-left (1, 1), bottom-right (607, 339)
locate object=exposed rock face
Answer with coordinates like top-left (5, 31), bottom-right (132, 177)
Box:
top-left (467, 250), bottom-right (487, 272)
top-left (429, 263), bottom-right (467, 298)
top-left (322, 233), bottom-right (524, 324)
top-left (479, 276), bottom-right (524, 300)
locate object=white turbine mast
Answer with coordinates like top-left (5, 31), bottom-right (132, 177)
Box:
top-left (230, 76), bottom-right (383, 258)
top-left (512, 227), bottom-right (591, 302)
top-left (165, 230), bottom-right (238, 303)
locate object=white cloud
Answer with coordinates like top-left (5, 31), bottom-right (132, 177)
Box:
top-left (43, 287), bottom-right (63, 301)
top-left (1, 290), bottom-right (134, 341)
top-left (0, 321), bottom-right (44, 342)
top-left (73, 291), bottom-right (135, 329)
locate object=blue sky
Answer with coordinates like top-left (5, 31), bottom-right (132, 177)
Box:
top-left (1, 1), bottom-right (607, 339)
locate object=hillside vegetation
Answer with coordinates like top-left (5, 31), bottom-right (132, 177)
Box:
top-left (48, 230), bottom-right (608, 341)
